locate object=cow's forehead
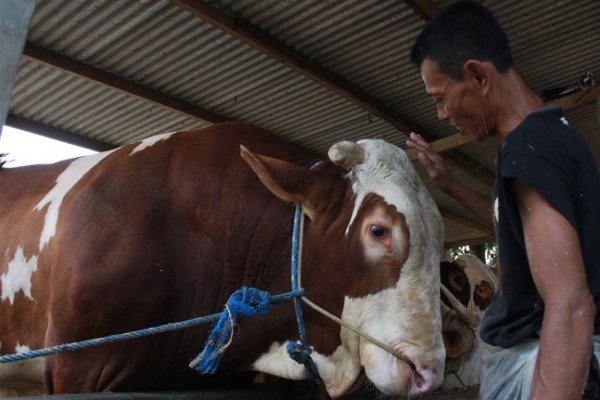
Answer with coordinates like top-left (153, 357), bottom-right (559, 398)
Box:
top-left (355, 139), bottom-right (416, 184)
top-left (346, 139), bottom-right (422, 231)
top-left (455, 254), bottom-right (498, 290)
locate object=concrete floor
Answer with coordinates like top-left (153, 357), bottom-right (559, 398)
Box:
top-left (13, 383), bottom-right (480, 400)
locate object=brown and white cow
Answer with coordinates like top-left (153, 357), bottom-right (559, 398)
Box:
top-left (440, 254), bottom-right (498, 389)
top-left (0, 122), bottom-right (445, 398)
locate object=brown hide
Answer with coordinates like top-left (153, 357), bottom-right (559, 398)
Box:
top-left (0, 123), bottom-right (407, 394)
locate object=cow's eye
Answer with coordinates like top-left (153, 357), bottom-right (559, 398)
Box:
top-left (370, 225), bottom-right (388, 239)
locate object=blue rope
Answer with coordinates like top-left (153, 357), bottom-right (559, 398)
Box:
top-left (0, 289), bottom-right (304, 364)
top-left (283, 161), bottom-right (323, 384)
top-left (189, 287), bottom-right (303, 374)
top-left (290, 204), bottom-right (309, 345)
top-left (193, 160), bottom-right (323, 381)
top-left (286, 204), bottom-right (320, 382)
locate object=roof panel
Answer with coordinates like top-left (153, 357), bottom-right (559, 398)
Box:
top-left (6, 0), bottom-right (599, 245)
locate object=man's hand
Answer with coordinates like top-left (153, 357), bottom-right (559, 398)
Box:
top-left (406, 132), bottom-right (493, 224)
top-left (406, 132), bottom-right (454, 191)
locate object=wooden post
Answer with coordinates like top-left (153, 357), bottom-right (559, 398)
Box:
top-left (0, 0), bottom-right (35, 138)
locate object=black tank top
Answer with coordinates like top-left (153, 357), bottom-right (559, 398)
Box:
top-left (480, 105), bottom-right (600, 347)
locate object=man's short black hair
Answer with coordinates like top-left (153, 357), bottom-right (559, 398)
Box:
top-left (410, 1), bottom-right (513, 80)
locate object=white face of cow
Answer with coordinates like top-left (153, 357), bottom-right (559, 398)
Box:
top-left (245, 139), bottom-right (445, 397)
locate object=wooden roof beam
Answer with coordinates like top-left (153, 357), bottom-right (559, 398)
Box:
top-left (441, 209), bottom-right (494, 248)
top-left (550, 84), bottom-right (600, 110)
top-left (22, 42), bottom-right (231, 125)
top-left (411, 84), bottom-right (600, 155)
top-left (404, 0), bottom-right (440, 21)
top-left (171, 0), bottom-right (419, 135)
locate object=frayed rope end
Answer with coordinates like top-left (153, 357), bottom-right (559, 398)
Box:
top-left (190, 287), bottom-right (273, 374)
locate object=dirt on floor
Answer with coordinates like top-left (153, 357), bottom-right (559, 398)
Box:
top-left (342, 385), bottom-right (479, 400)
top-left (13, 383), bottom-right (480, 400)
top-left (417, 385), bottom-right (479, 399)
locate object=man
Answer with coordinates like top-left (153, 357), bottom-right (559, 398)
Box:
top-left (406, 1), bottom-right (600, 399)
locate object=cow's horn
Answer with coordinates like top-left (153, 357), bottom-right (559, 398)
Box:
top-left (328, 141), bottom-right (365, 170)
top-left (440, 284), bottom-right (478, 327)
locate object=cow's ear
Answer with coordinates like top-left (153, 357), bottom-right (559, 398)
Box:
top-left (240, 145), bottom-right (318, 219)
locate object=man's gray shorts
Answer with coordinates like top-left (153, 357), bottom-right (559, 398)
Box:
top-left (479, 336), bottom-right (600, 399)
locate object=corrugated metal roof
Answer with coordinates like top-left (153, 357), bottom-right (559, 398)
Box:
top-left (5, 0), bottom-right (600, 246)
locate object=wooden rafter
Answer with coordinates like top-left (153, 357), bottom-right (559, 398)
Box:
top-left (407, 84), bottom-right (600, 156)
top-left (404, 0), bottom-right (440, 21)
top-left (22, 42), bottom-right (231, 125)
top-left (446, 234), bottom-right (496, 249)
top-left (439, 209), bottom-right (494, 248)
top-left (550, 84), bottom-right (600, 110)
top-left (441, 210), bottom-right (492, 235)
top-left (170, 0), bottom-right (419, 135)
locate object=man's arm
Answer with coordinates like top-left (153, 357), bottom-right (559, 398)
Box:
top-left (406, 132), bottom-right (493, 224)
top-left (512, 179), bottom-right (595, 400)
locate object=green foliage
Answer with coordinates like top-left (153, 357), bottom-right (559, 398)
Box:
top-left (449, 241), bottom-right (497, 266)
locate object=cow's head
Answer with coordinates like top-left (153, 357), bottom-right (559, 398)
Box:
top-left (440, 254), bottom-right (498, 373)
top-left (241, 139), bottom-right (445, 397)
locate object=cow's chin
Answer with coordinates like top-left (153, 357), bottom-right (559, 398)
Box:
top-left (361, 343), bottom-right (444, 396)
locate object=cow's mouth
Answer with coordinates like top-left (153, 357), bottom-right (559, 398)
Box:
top-left (360, 340), bottom-right (444, 396)
top-left (398, 352), bottom-right (417, 370)
top-left (395, 350), bottom-right (443, 396)
top-left (347, 371), bottom-right (367, 394)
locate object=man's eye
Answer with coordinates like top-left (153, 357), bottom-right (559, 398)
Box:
top-left (370, 225), bottom-right (388, 239)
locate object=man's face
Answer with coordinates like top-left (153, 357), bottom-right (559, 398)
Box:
top-left (420, 58), bottom-right (490, 141)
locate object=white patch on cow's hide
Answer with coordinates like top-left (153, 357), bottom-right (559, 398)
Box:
top-left (130, 132), bottom-right (175, 155)
top-left (1, 247), bottom-right (38, 304)
top-left (253, 337), bottom-right (361, 398)
top-left (35, 150), bottom-right (116, 250)
top-left (15, 343), bottom-right (30, 354)
top-left (252, 342), bottom-right (309, 380)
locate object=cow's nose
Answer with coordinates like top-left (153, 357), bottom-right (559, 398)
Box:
top-left (410, 364), bottom-right (443, 395)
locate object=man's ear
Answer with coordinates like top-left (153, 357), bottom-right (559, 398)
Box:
top-left (464, 60), bottom-right (489, 88)
top-left (240, 145), bottom-right (319, 219)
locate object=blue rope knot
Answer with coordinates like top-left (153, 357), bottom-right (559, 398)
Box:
top-left (189, 287), bottom-right (273, 374)
top-left (286, 342), bottom-right (321, 384)
top-left (286, 341), bottom-right (313, 364)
